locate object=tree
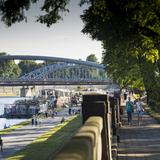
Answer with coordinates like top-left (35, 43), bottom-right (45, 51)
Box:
top-left (0, 0), bottom-right (70, 27)
top-left (81, 0), bottom-right (160, 107)
top-left (86, 54), bottom-right (98, 63)
top-left (86, 54), bottom-right (100, 79)
top-left (0, 52), bottom-right (21, 78)
top-left (1, 0), bottom-right (160, 108)
top-left (18, 60), bottom-right (43, 76)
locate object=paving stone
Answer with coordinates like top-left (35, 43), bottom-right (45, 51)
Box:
top-left (118, 111), bottom-right (160, 160)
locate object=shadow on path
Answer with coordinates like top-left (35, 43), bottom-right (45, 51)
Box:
top-left (118, 111), bottom-right (160, 160)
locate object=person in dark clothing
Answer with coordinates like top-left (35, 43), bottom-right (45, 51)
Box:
top-left (35, 117), bottom-right (38, 126)
top-left (45, 111), bottom-right (48, 118)
top-left (0, 135), bottom-right (3, 152)
top-left (31, 116), bottom-right (34, 126)
top-left (68, 108), bottom-right (72, 115)
top-left (124, 93), bottom-right (127, 100)
top-left (61, 117), bottom-right (65, 123)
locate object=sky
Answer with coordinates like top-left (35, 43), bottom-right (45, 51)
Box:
top-left (0, 0), bottom-right (103, 62)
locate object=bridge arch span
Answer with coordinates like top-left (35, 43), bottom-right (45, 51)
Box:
top-left (0, 55), bottom-right (104, 69)
top-left (0, 55), bottom-right (112, 86)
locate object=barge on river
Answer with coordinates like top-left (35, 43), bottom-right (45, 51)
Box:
top-left (3, 99), bottom-right (40, 118)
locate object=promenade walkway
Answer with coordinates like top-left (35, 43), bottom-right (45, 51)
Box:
top-left (118, 110), bottom-right (160, 160)
top-left (0, 108), bottom-right (72, 160)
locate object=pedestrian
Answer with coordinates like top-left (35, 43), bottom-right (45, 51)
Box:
top-left (61, 117), bottom-right (65, 123)
top-left (39, 118), bottom-right (42, 127)
top-left (45, 111), bottom-right (48, 118)
top-left (52, 111), bottom-right (54, 118)
top-left (4, 123), bottom-right (7, 129)
top-left (55, 111), bottom-right (58, 116)
top-left (68, 108), bottom-right (71, 115)
top-left (0, 135), bottom-right (3, 152)
top-left (135, 98), bottom-right (144, 125)
top-left (124, 92), bottom-right (127, 100)
top-left (35, 117), bottom-right (38, 126)
top-left (31, 116), bottom-right (34, 126)
top-left (125, 97), bottom-right (134, 125)
top-left (54, 98), bottom-right (57, 108)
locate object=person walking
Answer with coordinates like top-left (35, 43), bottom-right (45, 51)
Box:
top-left (135, 98), bottom-right (144, 125)
top-left (0, 135), bottom-right (3, 152)
top-left (61, 117), bottom-right (65, 123)
top-left (31, 116), bottom-right (34, 126)
top-left (125, 97), bottom-right (134, 125)
top-left (68, 108), bottom-right (72, 115)
top-left (35, 117), bottom-right (38, 126)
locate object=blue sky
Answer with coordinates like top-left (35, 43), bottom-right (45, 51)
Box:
top-left (0, 0), bottom-right (103, 62)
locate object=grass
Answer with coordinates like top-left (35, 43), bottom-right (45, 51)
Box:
top-left (0, 119), bottom-right (31, 135)
top-left (7, 115), bottom-right (82, 160)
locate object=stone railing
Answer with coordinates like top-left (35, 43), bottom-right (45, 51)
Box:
top-left (54, 94), bottom-right (122, 160)
top-left (54, 116), bottom-right (103, 160)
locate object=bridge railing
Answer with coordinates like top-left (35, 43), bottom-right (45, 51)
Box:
top-left (0, 77), bottom-right (111, 82)
top-left (0, 78), bottom-right (112, 86)
top-left (54, 94), bottom-right (121, 160)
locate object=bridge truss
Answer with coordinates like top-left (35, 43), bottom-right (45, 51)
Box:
top-left (0, 55), bottom-right (112, 86)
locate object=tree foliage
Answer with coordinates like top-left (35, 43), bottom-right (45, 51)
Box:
top-left (0, 52), bottom-right (21, 77)
top-left (1, 0), bottom-right (160, 107)
top-left (86, 54), bottom-right (98, 63)
top-left (0, 0), bottom-right (70, 27)
top-left (81, 0), bottom-right (160, 106)
top-left (18, 60), bottom-right (43, 76)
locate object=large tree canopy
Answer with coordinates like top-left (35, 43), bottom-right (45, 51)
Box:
top-left (1, 0), bottom-right (160, 108)
top-left (0, 0), bottom-right (70, 26)
top-left (81, 0), bottom-right (160, 107)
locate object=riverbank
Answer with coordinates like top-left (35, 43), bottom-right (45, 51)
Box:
top-left (0, 93), bottom-right (18, 97)
top-left (0, 108), bottom-right (82, 160)
top-left (7, 115), bottom-right (82, 160)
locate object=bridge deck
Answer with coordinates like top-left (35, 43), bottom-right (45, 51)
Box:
top-left (118, 110), bottom-right (160, 160)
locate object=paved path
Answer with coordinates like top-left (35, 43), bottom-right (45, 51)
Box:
top-left (0, 108), bottom-right (75, 159)
top-left (118, 110), bottom-right (160, 160)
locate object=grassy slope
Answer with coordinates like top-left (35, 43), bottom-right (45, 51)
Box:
top-left (7, 115), bottom-right (82, 160)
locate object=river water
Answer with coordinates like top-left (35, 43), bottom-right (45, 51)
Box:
top-left (0, 97), bottom-right (31, 130)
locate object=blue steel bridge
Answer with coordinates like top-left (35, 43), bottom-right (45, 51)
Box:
top-left (0, 55), bottom-right (112, 86)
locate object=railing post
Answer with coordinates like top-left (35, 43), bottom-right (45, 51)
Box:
top-left (114, 96), bottom-right (121, 127)
top-left (82, 94), bottom-right (108, 122)
top-left (82, 94), bottom-right (112, 160)
top-left (109, 96), bottom-right (117, 136)
top-left (109, 94), bottom-right (121, 144)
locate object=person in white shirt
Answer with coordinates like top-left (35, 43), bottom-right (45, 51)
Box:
top-left (135, 98), bottom-right (144, 125)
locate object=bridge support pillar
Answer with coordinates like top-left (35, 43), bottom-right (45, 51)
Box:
top-left (20, 86), bottom-right (35, 97)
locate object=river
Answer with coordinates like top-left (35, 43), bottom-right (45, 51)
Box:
top-left (0, 97), bottom-right (32, 130)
